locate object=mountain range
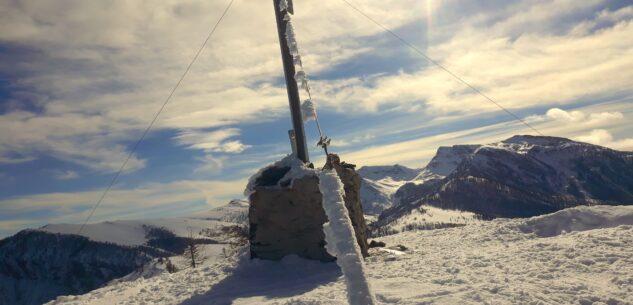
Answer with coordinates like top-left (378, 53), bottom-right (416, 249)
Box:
top-left (370, 135), bottom-right (633, 230)
top-left (2, 135), bottom-right (632, 305)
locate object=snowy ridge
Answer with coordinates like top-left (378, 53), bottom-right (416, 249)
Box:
top-left (384, 135), bottom-right (633, 229)
top-left (45, 205), bottom-right (633, 305)
top-left (358, 165), bottom-right (422, 215)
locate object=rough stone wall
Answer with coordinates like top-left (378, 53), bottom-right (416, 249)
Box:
top-left (249, 174), bottom-right (335, 262)
top-left (248, 155), bottom-right (369, 261)
top-left (324, 154), bottom-right (370, 257)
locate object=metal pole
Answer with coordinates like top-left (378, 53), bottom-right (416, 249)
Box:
top-left (273, 0), bottom-right (309, 163)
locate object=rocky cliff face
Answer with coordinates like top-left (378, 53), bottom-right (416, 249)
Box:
top-left (380, 136), bottom-right (633, 226)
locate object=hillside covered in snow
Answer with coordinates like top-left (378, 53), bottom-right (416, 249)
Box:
top-left (376, 135), bottom-right (633, 232)
top-left (358, 165), bottom-right (422, 215)
top-left (0, 200), bottom-right (249, 305)
top-left (43, 205), bottom-right (633, 305)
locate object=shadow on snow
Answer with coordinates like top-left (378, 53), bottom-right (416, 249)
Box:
top-left (178, 255), bottom-right (342, 305)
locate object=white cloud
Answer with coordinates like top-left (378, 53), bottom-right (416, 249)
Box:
top-left (546, 108), bottom-right (587, 122)
top-left (194, 155), bottom-right (225, 175)
top-left (546, 108), bottom-right (624, 125)
top-left (51, 170), bottom-right (80, 180)
top-left (0, 177), bottom-right (246, 237)
top-left (175, 128), bottom-right (251, 153)
top-left (576, 129), bottom-right (614, 145)
top-left (576, 129), bottom-right (633, 150)
top-left (338, 102), bottom-right (633, 167)
top-left (320, 9), bottom-right (633, 115)
top-left (1, 0), bottom-right (632, 174)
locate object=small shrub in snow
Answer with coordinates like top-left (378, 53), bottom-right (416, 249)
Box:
top-left (182, 228), bottom-right (205, 269)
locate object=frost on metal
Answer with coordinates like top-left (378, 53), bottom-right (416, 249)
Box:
top-left (319, 170), bottom-right (376, 305)
top-left (301, 99), bottom-right (316, 122)
top-left (243, 155), bottom-right (315, 196)
top-left (278, 0), bottom-right (288, 12)
top-left (282, 5), bottom-right (320, 123)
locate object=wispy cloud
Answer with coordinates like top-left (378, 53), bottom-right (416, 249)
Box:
top-left (50, 170), bottom-right (80, 180)
top-left (1, 0), bottom-right (632, 173)
top-left (175, 128), bottom-right (251, 153)
top-left (0, 178), bottom-right (246, 238)
top-left (1, 0), bottom-right (632, 238)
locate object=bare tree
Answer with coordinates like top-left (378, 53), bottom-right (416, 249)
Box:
top-left (183, 227), bottom-right (205, 268)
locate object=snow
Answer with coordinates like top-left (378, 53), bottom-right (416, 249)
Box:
top-left (518, 205), bottom-right (633, 237)
top-left (414, 145), bottom-right (479, 181)
top-left (358, 165), bottom-right (421, 182)
top-left (358, 165), bottom-right (422, 214)
top-left (45, 205), bottom-right (633, 305)
top-left (244, 155), bottom-right (315, 196)
top-left (319, 170), bottom-right (376, 305)
top-left (278, 0), bottom-right (288, 12)
top-left (374, 205), bottom-right (481, 236)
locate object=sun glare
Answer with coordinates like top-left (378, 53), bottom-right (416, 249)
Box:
top-left (426, 0), bottom-right (438, 28)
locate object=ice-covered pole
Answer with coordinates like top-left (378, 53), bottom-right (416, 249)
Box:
top-left (274, 0), bottom-right (309, 163)
top-left (319, 170), bottom-right (376, 305)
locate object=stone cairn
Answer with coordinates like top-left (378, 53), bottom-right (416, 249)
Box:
top-left (248, 154), bottom-right (369, 261)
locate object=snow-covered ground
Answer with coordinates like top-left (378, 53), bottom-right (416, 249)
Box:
top-left (46, 205), bottom-right (633, 305)
top-left (373, 205), bottom-right (481, 236)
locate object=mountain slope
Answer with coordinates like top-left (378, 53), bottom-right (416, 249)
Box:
top-left (381, 135), bottom-right (633, 228)
top-left (0, 200), bottom-right (248, 305)
top-left (357, 165), bottom-right (422, 215)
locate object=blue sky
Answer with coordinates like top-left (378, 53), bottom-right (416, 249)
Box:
top-left (1, 0), bottom-right (633, 238)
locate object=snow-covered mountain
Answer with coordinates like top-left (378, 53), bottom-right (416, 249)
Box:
top-left (380, 135), bottom-right (633, 230)
top-left (0, 200), bottom-right (248, 305)
top-left (44, 205), bottom-right (633, 305)
top-left (357, 165), bottom-right (422, 215)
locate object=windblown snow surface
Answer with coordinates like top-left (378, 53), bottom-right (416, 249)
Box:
top-left (46, 205), bottom-right (633, 305)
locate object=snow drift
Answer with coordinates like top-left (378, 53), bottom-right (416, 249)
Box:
top-left (518, 205), bottom-right (633, 237)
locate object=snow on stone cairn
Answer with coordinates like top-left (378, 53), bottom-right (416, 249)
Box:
top-left (319, 170), bottom-right (376, 305)
top-left (243, 155), bottom-right (314, 196)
